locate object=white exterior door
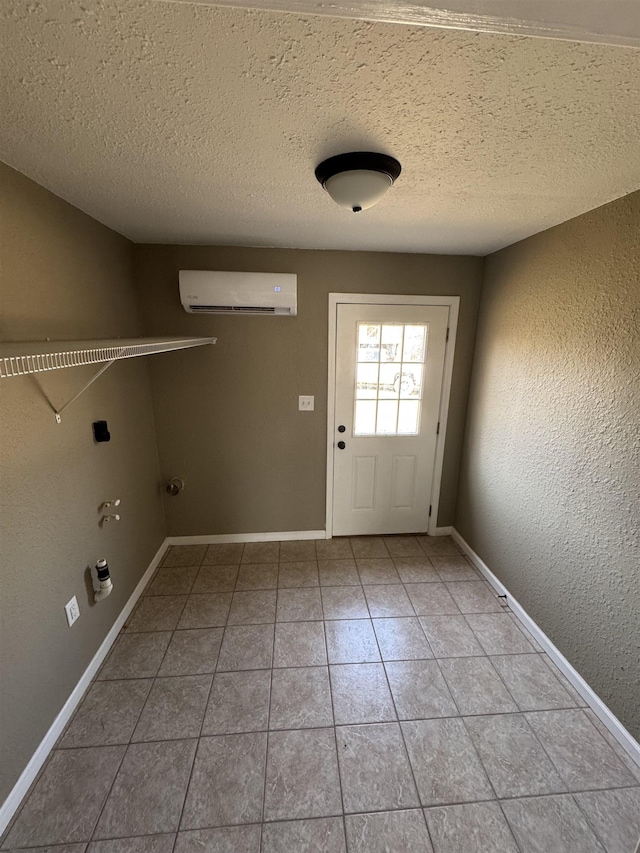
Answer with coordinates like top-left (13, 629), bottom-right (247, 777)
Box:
top-left (331, 301), bottom-right (449, 536)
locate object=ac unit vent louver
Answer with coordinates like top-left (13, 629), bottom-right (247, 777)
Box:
top-left (190, 305), bottom-right (276, 314)
top-left (179, 271), bottom-right (297, 316)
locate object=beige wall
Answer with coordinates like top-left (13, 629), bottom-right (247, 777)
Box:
top-left (0, 164), bottom-right (165, 802)
top-left (456, 191), bottom-right (640, 739)
top-left (133, 246), bottom-right (483, 535)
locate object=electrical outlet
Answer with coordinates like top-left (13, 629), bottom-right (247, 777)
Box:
top-left (298, 395), bottom-right (314, 412)
top-left (65, 595), bottom-right (80, 627)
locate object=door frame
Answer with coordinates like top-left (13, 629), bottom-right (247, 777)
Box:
top-left (326, 293), bottom-right (460, 539)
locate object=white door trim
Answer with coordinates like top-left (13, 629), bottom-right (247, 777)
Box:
top-left (326, 293), bottom-right (460, 538)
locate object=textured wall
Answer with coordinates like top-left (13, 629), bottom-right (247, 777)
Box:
top-left (134, 245), bottom-right (483, 535)
top-left (456, 191), bottom-right (640, 738)
top-left (0, 164), bottom-right (165, 802)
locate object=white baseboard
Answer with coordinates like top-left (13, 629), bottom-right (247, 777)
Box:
top-left (430, 525), bottom-right (453, 536)
top-left (451, 528), bottom-right (640, 769)
top-left (166, 529), bottom-right (327, 545)
top-left (0, 539), bottom-right (170, 838)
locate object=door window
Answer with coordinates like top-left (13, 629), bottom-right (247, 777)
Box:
top-left (354, 323), bottom-right (427, 435)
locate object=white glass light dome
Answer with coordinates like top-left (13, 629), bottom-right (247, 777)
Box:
top-left (315, 152), bottom-right (402, 213)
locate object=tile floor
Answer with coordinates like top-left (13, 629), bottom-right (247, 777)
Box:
top-left (3, 536), bottom-right (640, 853)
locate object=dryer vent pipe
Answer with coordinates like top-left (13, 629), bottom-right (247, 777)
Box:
top-left (94, 558), bottom-right (113, 602)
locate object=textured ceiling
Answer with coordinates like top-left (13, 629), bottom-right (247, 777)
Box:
top-left (1, 0), bottom-right (639, 254)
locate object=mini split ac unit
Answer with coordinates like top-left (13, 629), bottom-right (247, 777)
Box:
top-left (179, 271), bottom-right (297, 316)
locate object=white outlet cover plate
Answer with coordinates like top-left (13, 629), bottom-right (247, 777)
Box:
top-left (298, 395), bottom-right (314, 411)
top-left (65, 595), bottom-right (80, 627)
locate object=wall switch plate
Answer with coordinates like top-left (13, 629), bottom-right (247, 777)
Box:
top-left (298, 395), bottom-right (314, 411)
top-left (65, 595), bottom-right (80, 627)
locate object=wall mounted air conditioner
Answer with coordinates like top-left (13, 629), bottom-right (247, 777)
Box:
top-left (179, 270), bottom-right (297, 316)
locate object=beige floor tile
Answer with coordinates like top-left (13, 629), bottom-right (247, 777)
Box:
top-left (95, 740), bottom-right (196, 838)
top-left (383, 537), bottom-right (424, 557)
top-left (59, 680), bottom-right (152, 748)
top-left (235, 562), bottom-right (278, 590)
top-left (526, 709), bottom-right (637, 791)
top-left (350, 537), bottom-right (390, 559)
top-left (364, 585), bottom-right (415, 618)
top-left (490, 654), bottom-right (577, 711)
top-left (279, 540), bottom-right (317, 561)
top-left (98, 632), bottom-right (172, 680)
top-left (446, 582), bottom-right (506, 614)
top-left (464, 714), bottom-right (566, 798)
top-left (158, 628), bottom-right (223, 676)
top-left (318, 559), bottom-right (360, 586)
top-left (325, 619), bottom-right (380, 664)
top-left (385, 660), bottom-right (457, 720)
top-left (217, 624), bottom-right (274, 671)
top-left (3, 747), bottom-right (125, 847)
top-left (330, 663), bottom-right (396, 725)
top-left (425, 802), bottom-right (519, 853)
top-left (181, 733), bottom-right (267, 829)
top-left (405, 584), bottom-right (460, 616)
top-left (420, 615), bottom-right (485, 658)
top-left (202, 670), bottom-right (271, 734)
top-left (145, 566), bottom-right (199, 596)
top-left (337, 723), bottom-right (419, 813)
top-left (393, 557), bottom-right (440, 584)
top-left (242, 542), bottom-right (280, 563)
top-left (262, 817), bottom-right (346, 853)
top-left (430, 556), bottom-right (482, 582)
top-left (162, 545), bottom-right (207, 567)
top-left (315, 538), bottom-right (354, 560)
top-left (270, 667), bottom-right (333, 729)
top-left (227, 590), bottom-right (277, 625)
top-left (465, 613), bottom-right (535, 655)
top-left (356, 559), bottom-right (400, 584)
top-left (273, 621), bottom-right (327, 667)
top-left (373, 617), bottom-right (433, 661)
top-left (264, 728), bottom-right (342, 821)
top-left (202, 543), bottom-right (244, 566)
top-left (574, 787), bottom-right (640, 853)
top-left (89, 834), bottom-right (176, 853)
top-left (438, 657), bottom-right (517, 715)
top-left (131, 675), bottom-right (212, 741)
top-left (176, 826), bottom-right (260, 853)
top-left (401, 718), bottom-right (494, 807)
top-left (277, 587), bottom-right (323, 622)
top-left (501, 794), bottom-right (606, 853)
top-left (416, 536), bottom-right (460, 556)
top-left (177, 593), bottom-right (231, 629)
top-left (278, 561), bottom-right (320, 588)
top-left (127, 595), bottom-right (187, 632)
top-left (346, 810), bottom-right (433, 853)
top-left (321, 586), bottom-right (369, 619)
top-left (192, 564), bottom-right (238, 593)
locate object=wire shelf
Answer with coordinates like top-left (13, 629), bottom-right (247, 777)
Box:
top-left (0, 336), bottom-right (216, 379)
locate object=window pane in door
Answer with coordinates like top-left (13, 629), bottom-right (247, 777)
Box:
top-left (398, 364), bottom-right (423, 399)
top-left (403, 326), bottom-right (427, 362)
top-left (380, 325), bottom-right (403, 362)
top-left (378, 363), bottom-right (400, 399)
top-left (398, 400), bottom-right (421, 435)
top-left (356, 363), bottom-right (379, 399)
top-left (358, 324), bottom-right (381, 362)
top-left (377, 400), bottom-right (399, 434)
top-left (354, 400), bottom-right (377, 435)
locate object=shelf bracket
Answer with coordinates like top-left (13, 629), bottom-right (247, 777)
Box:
top-left (54, 359), bottom-right (117, 423)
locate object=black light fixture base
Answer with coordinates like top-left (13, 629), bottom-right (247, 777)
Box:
top-left (315, 152), bottom-right (402, 187)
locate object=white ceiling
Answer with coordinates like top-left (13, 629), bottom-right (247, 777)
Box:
top-left (1, 0), bottom-right (639, 255)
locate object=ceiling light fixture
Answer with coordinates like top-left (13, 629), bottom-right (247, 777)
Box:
top-left (315, 152), bottom-right (402, 213)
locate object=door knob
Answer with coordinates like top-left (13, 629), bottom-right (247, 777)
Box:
top-left (337, 441), bottom-right (346, 450)
top-left (338, 425), bottom-right (346, 433)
